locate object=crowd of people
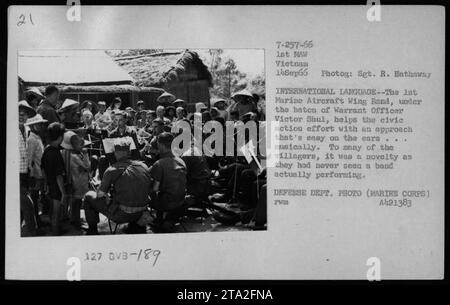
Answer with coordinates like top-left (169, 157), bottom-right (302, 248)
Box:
top-left (18, 85), bottom-right (267, 236)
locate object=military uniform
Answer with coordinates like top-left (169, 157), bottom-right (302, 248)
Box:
top-left (84, 159), bottom-right (151, 230)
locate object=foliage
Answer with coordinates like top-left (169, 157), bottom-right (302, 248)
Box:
top-left (207, 49), bottom-right (265, 99)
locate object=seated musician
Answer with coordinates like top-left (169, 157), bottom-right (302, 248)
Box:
top-left (181, 143), bottom-right (211, 204)
top-left (106, 110), bottom-right (118, 134)
top-left (149, 132), bottom-right (187, 218)
top-left (83, 138), bottom-right (151, 235)
top-left (143, 110), bottom-right (156, 134)
top-left (140, 118), bottom-right (165, 165)
top-left (135, 101), bottom-right (147, 128)
top-left (108, 110), bottom-right (141, 160)
top-left (78, 109), bottom-right (107, 177)
top-left (125, 107), bottom-right (136, 126)
top-left (94, 101), bottom-right (111, 129)
top-left (81, 110), bottom-right (98, 130)
top-left (216, 112), bottom-right (261, 203)
top-left (80, 100), bottom-right (94, 116)
top-left (228, 112), bottom-right (266, 209)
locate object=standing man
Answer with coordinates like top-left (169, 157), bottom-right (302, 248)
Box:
top-left (37, 85), bottom-right (60, 124)
top-left (83, 138), bottom-right (151, 235)
top-left (19, 101), bottom-right (38, 236)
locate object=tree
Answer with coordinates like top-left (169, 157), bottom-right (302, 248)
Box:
top-left (208, 52), bottom-right (247, 99)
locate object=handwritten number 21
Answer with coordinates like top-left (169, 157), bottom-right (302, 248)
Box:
top-left (17, 14), bottom-right (34, 26)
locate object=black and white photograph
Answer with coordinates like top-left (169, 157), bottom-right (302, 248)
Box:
top-left (4, 5), bottom-right (445, 283)
top-left (18, 49), bottom-right (267, 236)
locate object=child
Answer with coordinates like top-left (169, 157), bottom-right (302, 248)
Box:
top-left (25, 114), bottom-right (48, 227)
top-left (41, 122), bottom-right (66, 235)
top-left (61, 131), bottom-right (91, 230)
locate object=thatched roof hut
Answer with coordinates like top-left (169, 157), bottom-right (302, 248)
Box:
top-left (17, 50), bottom-right (153, 108)
top-left (113, 50), bottom-right (213, 111)
top-left (18, 50), bottom-right (134, 86)
top-left (18, 50), bottom-right (213, 111)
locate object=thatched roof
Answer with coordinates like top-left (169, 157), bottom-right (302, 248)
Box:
top-left (18, 50), bottom-right (134, 86)
top-left (113, 50), bottom-right (213, 88)
top-left (20, 82), bottom-right (164, 95)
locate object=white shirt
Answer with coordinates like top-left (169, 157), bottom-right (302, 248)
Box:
top-left (27, 131), bottom-right (44, 178)
top-left (95, 111), bottom-right (112, 129)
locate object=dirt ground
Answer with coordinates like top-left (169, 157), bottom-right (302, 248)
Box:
top-left (21, 208), bottom-right (254, 237)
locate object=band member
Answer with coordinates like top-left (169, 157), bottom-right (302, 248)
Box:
top-left (181, 144), bottom-right (211, 204)
top-left (80, 100), bottom-right (94, 116)
top-left (94, 101), bottom-right (111, 129)
top-left (109, 111), bottom-right (138, 140)
top-left (106, 110), bottom-right (118, 134)
top-left (83, 138), bottom-right (151, 235)
top-left (81, 110), bottom-right (98, 130)
top-left (125, 107), bottom-right (136, 126)
top-left (108, 110), bottom-right (141, 160)
top-left (140, 118), bottom-right (165, 163)
top-left (107, 97), bottom-right (123, 114)
top-left (135, 101), bottom-right (147, 128)
top-left (143, 110), bottom-right (156, 134)
top-left (149, 132), bottom-right (187, 216)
